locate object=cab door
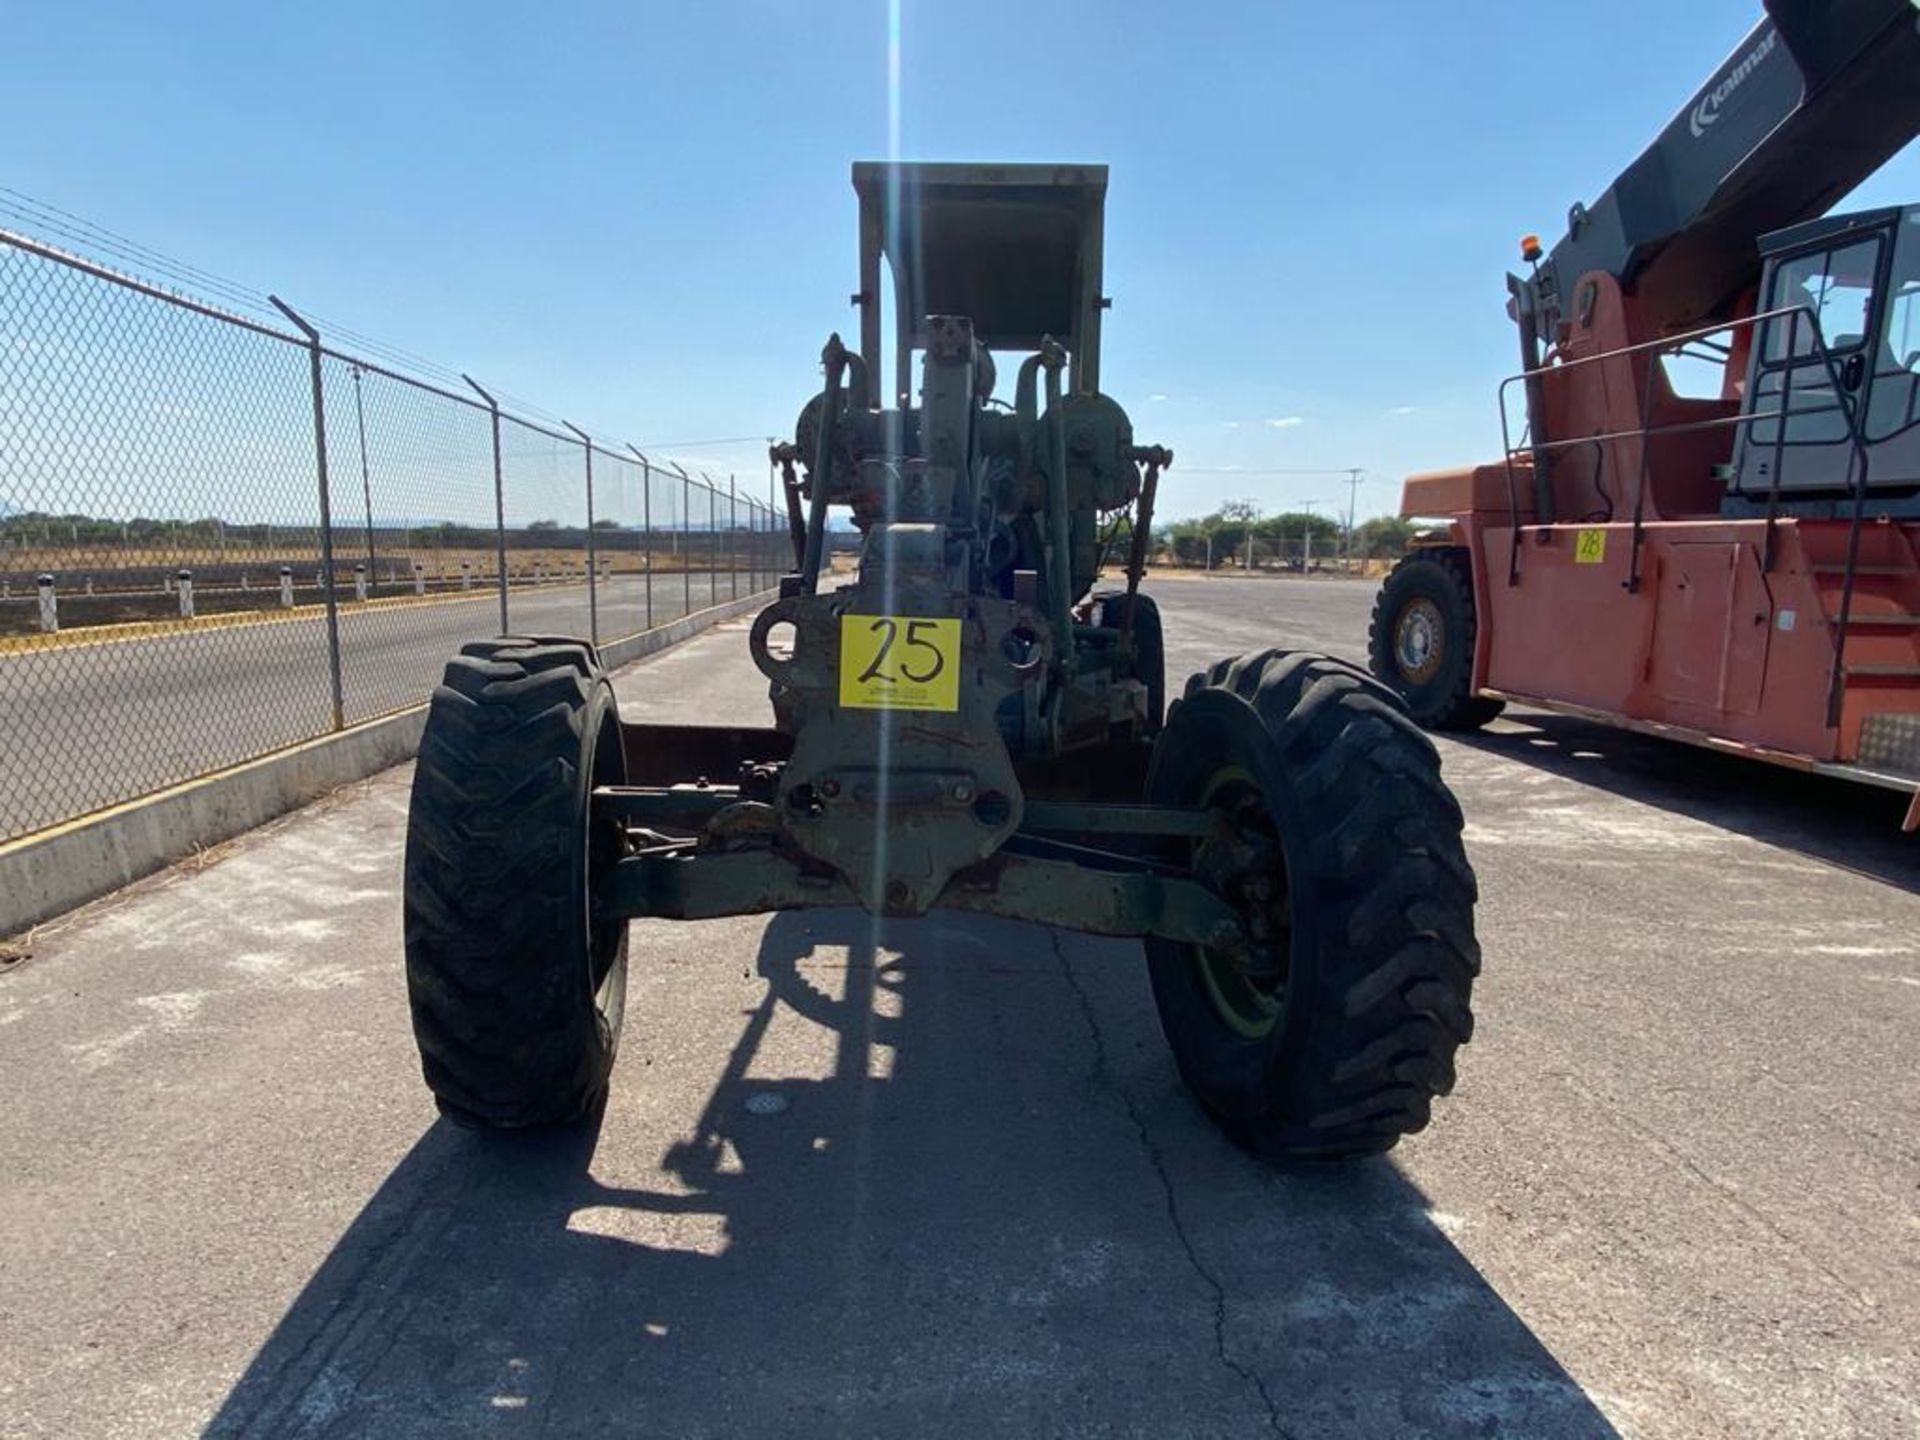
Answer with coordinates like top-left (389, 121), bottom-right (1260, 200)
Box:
top-left (1730, 219), bottom-right (1893, 501)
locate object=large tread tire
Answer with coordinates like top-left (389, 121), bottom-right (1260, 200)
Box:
top-left (1145, 650), bottom-right (1479, 1161)
top-left (1367, 548), bottom-right (1504, 731)
top-left (403, 637), bottom-right (629, 1128)
top-left (1092, 590), bottom-right (1167, 733)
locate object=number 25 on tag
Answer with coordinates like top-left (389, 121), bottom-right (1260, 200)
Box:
top-left (839, 614), bottom-right (962, 712)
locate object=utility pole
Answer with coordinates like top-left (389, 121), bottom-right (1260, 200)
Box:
top-left (1343, 468), bottom-right (1364, 574)
top-left (1301, 499), bottom-right (1322, 574)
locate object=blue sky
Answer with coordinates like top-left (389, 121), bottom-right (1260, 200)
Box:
top-left (5, 0), bottom-right (1915, 522)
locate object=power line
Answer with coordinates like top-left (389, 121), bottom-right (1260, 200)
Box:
top-left (632, 434), bottom-right (776, 449)
top-left (1176, 466), bottom-right (1371, 477)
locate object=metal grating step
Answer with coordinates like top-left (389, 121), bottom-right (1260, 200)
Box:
top-left (1845, 665), bottom-right (1920, 678)
top-left (1857, 713), bottom-right (1920, 779)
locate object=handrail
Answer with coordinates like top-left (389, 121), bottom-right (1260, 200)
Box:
top-left (1494, 302), bottom-right (1868, 584)
top-left (1492, 298), bottom-right (1876, 731)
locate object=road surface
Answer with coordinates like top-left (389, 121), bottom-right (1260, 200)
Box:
top-left (0, 575), bottom-right (1914, 1437)
top-left (0, 570), bottom-right (756, 840)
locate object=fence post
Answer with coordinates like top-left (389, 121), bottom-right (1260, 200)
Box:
top-left (628, 445), bottom-right (654, 632)
top-left (177, 569), bottom-right (194, 619)
top-left (270, 296), bottom-right (346, 732)
top-left (280, 565), bottom-right (294, 608)
top-left (678, 465), bottom-right (693, 617)
top-left (729, 477), bottom-right (740, 602)
top-left (562, 423), bottom-right (599, 646)
top-left (463, 374), bottom-right (511, 635)
top-left (354, 562), bottom-right (368, 602)
top-left (350, 363), bottom-right (378, 588)
top-left (36, 574), bottom-right (56, 634)
top-left (413, 561), bottom-right (425, 597)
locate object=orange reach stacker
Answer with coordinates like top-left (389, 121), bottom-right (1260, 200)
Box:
top-left (1367, 0), bottom-right (1920, 827)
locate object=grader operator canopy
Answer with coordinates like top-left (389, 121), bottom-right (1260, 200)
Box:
top-left (854, 162), bottom-right (1109, 397)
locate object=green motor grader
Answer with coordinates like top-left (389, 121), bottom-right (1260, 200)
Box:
top-left (401, 163), bottom-right (1479, 1161)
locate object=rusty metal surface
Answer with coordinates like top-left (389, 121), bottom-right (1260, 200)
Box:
top-left (620, 723), bottom-right (792, 787)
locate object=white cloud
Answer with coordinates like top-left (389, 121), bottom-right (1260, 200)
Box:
top-left (1148, 393), bottom-right (1169, 402)
top-left (1266, 416), bottom-right (1304, 429)
top-left (1387, 405), bottom-right (1418, 416)
top-left (1224, 421), bottom-right (1241, 429)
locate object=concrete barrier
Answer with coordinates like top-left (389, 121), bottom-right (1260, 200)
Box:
top-left (0, 589), bottom-right (771, 938)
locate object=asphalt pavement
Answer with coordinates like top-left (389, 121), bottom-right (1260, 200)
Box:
top-left (0, 574), bottom-right (1914, 1438)
top-left (0, 570), bottom-right (752, 840)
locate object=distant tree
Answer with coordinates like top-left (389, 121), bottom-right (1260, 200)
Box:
top-left (527, 518), bottom-right (561, 533)
top-left (591, 517), bottom-right (623, 530)
top-left (1163, 519), bottom-right (1209, 565)
top-left (1256, 512), bottom-right (1342, 545)
top-left (1352, 515), bottom-right (1418, 558)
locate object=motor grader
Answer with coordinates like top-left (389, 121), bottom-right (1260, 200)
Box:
top-left (401, 162), bottom-right (1479, 1161)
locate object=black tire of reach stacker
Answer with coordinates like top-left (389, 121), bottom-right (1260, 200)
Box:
top-left (1145, 650), bottom-right (1479, 1161)
top-left (1366, 548), bottom-right (1505, 731)
top-left (403, 637), bottom-right (630, 1129)
top-left (1092, 589), bottom-right (1166, 733)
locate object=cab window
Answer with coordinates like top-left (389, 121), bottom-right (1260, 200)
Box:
top-left (1762, 238), bottom-right (1880, 362)
top-left (1864, 227), bottom-right (1920, 440)
top-left (1751, 236), bottom-right (1881, 446)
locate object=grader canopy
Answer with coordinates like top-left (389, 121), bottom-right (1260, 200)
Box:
top-left (854, 161), bottom-right (1108, 396)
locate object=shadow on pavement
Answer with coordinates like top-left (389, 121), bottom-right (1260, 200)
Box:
top-left (206, 911), bottom-right (1617, 1438)
top-left (1462, 710), bottom-right (1920, 893)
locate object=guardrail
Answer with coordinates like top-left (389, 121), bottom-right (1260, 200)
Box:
top-left (1493, 300), bottom-right (1874, 725)
top-left (0, 228), bottom-right (782, 843)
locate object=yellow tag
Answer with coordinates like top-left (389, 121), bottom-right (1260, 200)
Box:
top-left (1574, 528), bottom-right (1607, 564)
top-left (838, 614), bottom-right (962, 711)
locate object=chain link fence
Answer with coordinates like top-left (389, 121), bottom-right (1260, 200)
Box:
top-left (0, 229), bottom-right (784, 843)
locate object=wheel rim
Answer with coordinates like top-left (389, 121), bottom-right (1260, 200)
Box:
top-left (1393, 596), bottom-right (1445, 685)
top-left (1189, 765), bottom-right (1288, 1041)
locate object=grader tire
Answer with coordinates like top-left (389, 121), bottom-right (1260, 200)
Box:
top-left (1092, 590), bottom-right (1167, 733)
top-left (1145, 650), bottom-right (1479, 1160)
top-left (402, 639), bottom-right (630, 1128)
top-left (1367, 549), bottom-right (1504, 731)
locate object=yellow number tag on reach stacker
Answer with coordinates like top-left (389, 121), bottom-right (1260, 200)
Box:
top-left (839, 614), bottom-right (962, 712)
top-left (1574, 528), bottom-right (1607, 564)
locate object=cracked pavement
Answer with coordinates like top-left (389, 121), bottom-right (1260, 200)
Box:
top-left (1, 576), bottom-right (1915, 1437)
